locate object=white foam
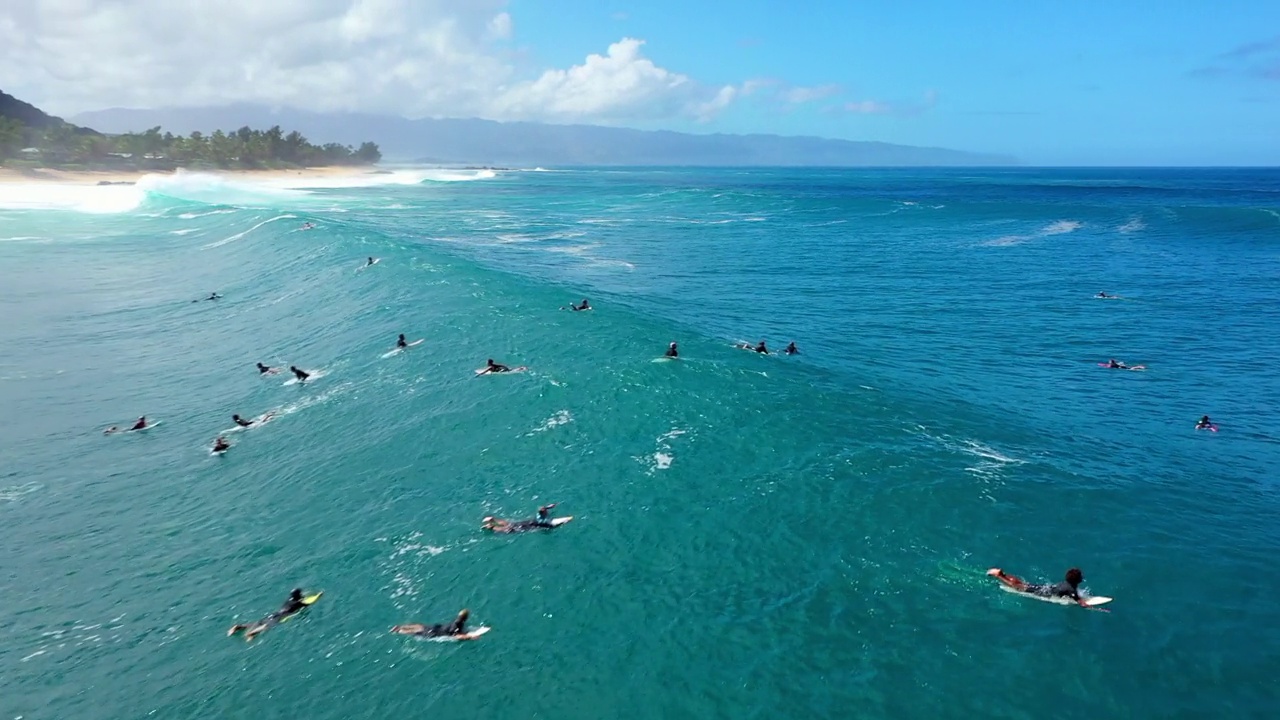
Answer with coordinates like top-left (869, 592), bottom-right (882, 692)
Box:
top-left (526, 410), bottom-right (573, 435)
top-left (982, 220), bottom-right (1082, 247)
top-left (0, 182), bottom-right (146, 213)
top-left (202, 214), bottom-right (296, 248)
top-left (653, 453), bottom-right (674, 470)
top-left (1119, 217), bottom-right (1146, 234)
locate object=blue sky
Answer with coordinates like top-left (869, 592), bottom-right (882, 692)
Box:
top-left (506, 0), bottom-right (1280, 165)
top-left (5, 0), bottom-right (1279, 164)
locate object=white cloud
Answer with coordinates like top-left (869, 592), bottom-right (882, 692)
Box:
top-left (841, 90), bottom-right (937, 117)
top-left (782, 84), bottom-right (841, 104)
top-left (843, 100), bottom-right (893, 115)
top-left (0, 1), bottom-right (737, 124)
top-left (492, 38), bottom-right (738, 123)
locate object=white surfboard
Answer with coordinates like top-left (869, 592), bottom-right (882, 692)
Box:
top-left (550, 516), bottom-right (574, 527)
top-left (428, 626), bottom-right (491, 642)
top-left (997, 584), bottom-right (1112, 607)
top-left (107, 420), bottom-right (162, 435)
top-left (283, 369), bottom-right (325, 386)
top-left (381, 340), bottom-right (423, 358)
top-left (474, 365), bottom-right (527, 375)
top-left (223, 412), bottom-right (277, 434)
top-left (652, 356), bottom-right (677, 363)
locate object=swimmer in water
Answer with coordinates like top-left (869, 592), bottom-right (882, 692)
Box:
top-left (390, 609), bottom-right (474, 639)
top-left (1196, 415), bottom-right (1215, 430)
top-left (665, 342), bottom-right (679, 358)
top-left (290, 366), bottom-right (311, 382)
top-left (482, 504), bottom-right (559, 533)
top-left (784, 342), bottom-right (798, 355)
top-left (397, 334), bottom-right (407, 349)
top-left (987, 567), bottom-right (1091, 608)
top-left (227, 588), bottom-right (313, 641)
top-left (213, 436), bottom-right (230, 453)
top-left (479, 358), bottom-right (511, 375)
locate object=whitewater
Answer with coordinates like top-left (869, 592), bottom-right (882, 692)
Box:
top-left (1, 166), bottom-right (1277, 719)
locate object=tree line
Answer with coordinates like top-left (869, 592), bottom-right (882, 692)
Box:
top-left (0, 118), bottom-right (380, 169)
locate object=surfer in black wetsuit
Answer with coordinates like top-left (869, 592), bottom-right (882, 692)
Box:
top-left (665, 342), bottom-right (679, 358)
top-left (784, 342), bottom-right (798, 355)
top-left (256, 362), bottom-right (278, 375)
top-left (481, 358), bottom-right (511, 374)
top-left (213, 436), bottom-right (230, 453)
top-left (366, 257), bottom-right (377, 267)
top-left (290, 366), bottom-right (310, 382)
top-left (482, 504), bottom-right (559, 533)
top-left (1107, 359), bottom-right (1127, 369)
top-left (227, 588), bottom-right (312, 640)
top-left (397, 334), bottom-right (408, 349)
top-left (390, 609), bottom-right (473, 639)
top-left (232, 414), bottom-right (254, 428)
top-left (573, 299), bottom-right (591, 311)
top-left (987, 568), bottom-right (1089, 607)
top-left (1196, 415), bottom-right (1214, 430)
top-left (130, 416), bottom-right (147, 431)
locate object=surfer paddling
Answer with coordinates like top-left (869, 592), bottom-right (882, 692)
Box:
top-left (227, 588), bottom-right (317, 641)
top-left (987, 568), bottom-right (1092, 608)
top-left (665, 342), bottom-right (679, 358)
top-left (256, 362), bottom-right (278, 375)
top-left (213, 436), bottom-right (230, 453)
top-left (738, 340), bottom-right (769, 354)
top-left (784, 342), bottom-right (798, 355)
top-left (478, 358), bottom-right (512, 375)
top-left (391, 609), bottom-right (478, 640)
top-left (1196, 415), bottom-right (1216, 431)
top-left (105, 416), bottom-right (148, 434)
top-left (562, 298), bottom-right (591, 311)
top-left (289, 366), bottom-right (311, 383)
top-left (482, 504), bottom-right (563, 533)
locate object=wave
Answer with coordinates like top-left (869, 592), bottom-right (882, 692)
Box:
top-left (982, 219), bottom-right (1082, 247)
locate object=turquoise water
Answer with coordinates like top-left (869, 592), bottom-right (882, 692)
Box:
top-left (1, 167), bottom-right (1278, 718)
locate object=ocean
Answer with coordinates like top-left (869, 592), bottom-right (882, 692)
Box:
top-left (1, 166), bottom-right (1277, 719)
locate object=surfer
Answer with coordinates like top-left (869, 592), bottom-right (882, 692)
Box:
top-left (564, 298), bottom-right (591, 311)
top-left (289, 366), bottom-right (311, 383)
top-left (390, 609), bottom-right (474, 639)
top-left (1106, 359), bottom-right (1128, 369)
top-left (232, 414), bottom-right (254, 428)
top-left (366, 257), bottom-right (377, 267)
top-left (1196, 415), bottom-right (1215, 430)
top-left (105, 417), bottom-right (145, 434)
top-left (256, 362), bottom-right (278, 375)
top-left (1096, 291), bottom-right (1110, 298)
top-left (227, 588), bottom-right (312, 641)
top-left (784, 342), bottom-right (798, 355)
top-left (480, 358), bottom-right (512, 375)
top-left (665, 342), bottom-right (679, 358)
top-left (302, 222), bottom-right (314, 230)
top-left (397, 334), bottom-right (408, 349)
top-left (213, 436), bottom-right (230, 453)
top-left (482, 504), bottom-right (559, 533)
top-left (987, 567), bottom-right (1090, 608)
top-left (752, 341), bottom-right (768, 354)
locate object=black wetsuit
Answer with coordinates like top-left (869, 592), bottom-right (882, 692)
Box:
top-left (411, 618), bottom-right (467, 638)
top-left (258, 365), bottom-right (272, 374)
top-left (235, 417), bottom-right (253, 427)
top-left (1027, 581), bottom-right (1080, 602)
top-left (665, 348), bottom-right (678, 358)
top-left (293, 369), bottom-right (310, 381)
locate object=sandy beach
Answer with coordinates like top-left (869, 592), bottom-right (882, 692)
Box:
top-left (0, 165), bottom-right (380, 185)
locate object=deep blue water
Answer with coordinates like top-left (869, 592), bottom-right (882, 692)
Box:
top-left (1, 166), bottom-right (1278, 719)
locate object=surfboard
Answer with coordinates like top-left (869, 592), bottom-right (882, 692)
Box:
top-left (225, 412), bottom-right (277, 434)
top-left (474, 366), bottom-right (527, 375)
top-left (429, 626), bottom-right (490, 642)
top-left (382, 340), bottom-right (423, 358)
top-left (550, 516), bottom-right (574, 527)
top-left (283, 370), bottom-right (324, 386)
top-left (106, 420), bottom-right (162, 434)
top-left (1097, 363), bottom-right (1145, 371)
top-left (1196, 424), bottom-right (1219, 432)
top-left (997, 584), bottom-right (1111, 607)
top-left (279, 592), bottom-right (323, 624)
top-left (652, 356), bottom-right (677, 363)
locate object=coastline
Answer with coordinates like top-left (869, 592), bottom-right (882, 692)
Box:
top-left (0, 165), bottom-right (382, 185)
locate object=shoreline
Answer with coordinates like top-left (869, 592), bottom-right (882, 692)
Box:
top-left (0, 165), bottom-right (382, 185)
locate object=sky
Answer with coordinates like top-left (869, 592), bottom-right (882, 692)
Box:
top-left (2, 0), bottom-right (1279, 165)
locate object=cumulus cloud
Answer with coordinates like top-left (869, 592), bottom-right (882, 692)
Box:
top-left (0, 0), bottom-right (739, 123)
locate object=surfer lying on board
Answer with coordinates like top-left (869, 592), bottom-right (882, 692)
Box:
top-left (562, 298), bottom-right (591, 311)
top-left (232, 414), bottom-right (254, 428)
top-left (290, 366), bottom-right (311, 382)
top-left (105, 416), bottom-right (148, 434)
top-left (1096, 291), bottom-right (1111, 298)
top-left (785, 342), bottom-right (798, 355)
top-left (1106, 359), bottom-right (1129, 369)
top-left (479, 359), bottom-right (512, 375)
top-left (256, 362), bottom-right (278, 375)
top-left (738, 340), bottom-right (768, 354)
top-left (482, 504), bottom-right (559, 533)
top-left (227, 588), bottom-right (310, 641)
top-left (213, 436), bottom-right (230, 453)
top-left (987, 568), bottom-right (1090, 607)
top-left (665, 342), bottom-right (679, 358)
top-left (391, 610), bottom-right (473, 639)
